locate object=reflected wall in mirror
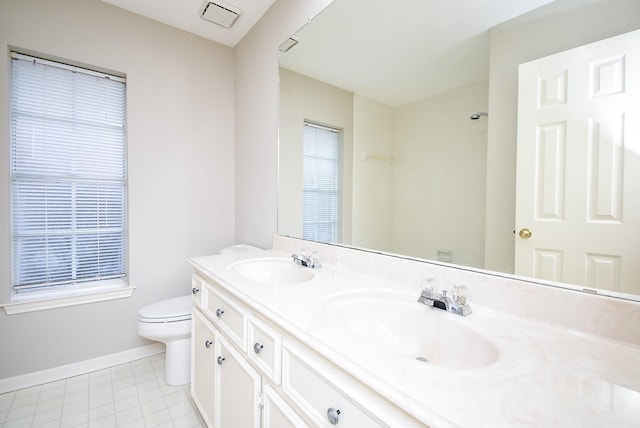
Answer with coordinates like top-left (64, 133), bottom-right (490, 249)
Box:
top-left (278, 0), bottom-right (640, 299)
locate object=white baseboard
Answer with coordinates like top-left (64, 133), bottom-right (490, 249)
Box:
top-left (0, 343), bottom-right (165, 394)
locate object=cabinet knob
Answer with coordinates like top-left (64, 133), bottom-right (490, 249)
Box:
top-left (204, 340), bottom-right (213, 349)
top-left (192, 287), bottom-right (199, 294)
top-left (327, 407), bottom-right (341, 425)
top-left (217, 356), bottom-right (225, 365)
top-left (216, 308), bottom-right (224, 318)
top-left (253, 342), bottom-right (264, 354)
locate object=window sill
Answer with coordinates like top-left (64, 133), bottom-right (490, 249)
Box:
top-left (1, 283), bottom-right (136, 315)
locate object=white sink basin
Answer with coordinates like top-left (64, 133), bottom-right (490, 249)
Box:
top-left (330, 295), bottom-right (499, 369)
top-left (230, 258), bottom-right (315, 285)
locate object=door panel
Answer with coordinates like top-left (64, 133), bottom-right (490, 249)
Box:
top-left (515, 29), bottom-right (640, 294)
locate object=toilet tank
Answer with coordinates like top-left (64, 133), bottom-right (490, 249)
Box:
top-left (220, 244), bottom-right (264, 255)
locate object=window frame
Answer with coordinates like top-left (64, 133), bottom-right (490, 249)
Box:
top-left (2, 51), bottom-right (133, 314)
top-left (302, 121), bottom-right (342, 244)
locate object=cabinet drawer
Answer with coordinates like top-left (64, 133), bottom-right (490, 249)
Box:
top-left (247, 316), bottom-right (282, 384)
top-left (191, 273), bottom-right (206, 307)
top-left (282, 345), bottom-right (385, 427)
top-left (204, 283), bottom-right (247, 351)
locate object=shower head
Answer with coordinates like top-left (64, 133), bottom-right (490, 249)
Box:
top-left (470, 112), bottom-right (489, 120)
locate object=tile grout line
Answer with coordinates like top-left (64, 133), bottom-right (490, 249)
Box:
top-left (0, 354), bottom-right (206, 428)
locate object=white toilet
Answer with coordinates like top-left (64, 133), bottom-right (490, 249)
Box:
top-left (138, 295), bottom-right (193, 385)
top-left (219, 244), bottom-right (264, 255)
top-left (137, 244), bottom-right (264, 386)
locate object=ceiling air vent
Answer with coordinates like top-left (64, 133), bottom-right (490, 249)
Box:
top-left (200, 1), bottom-right (241, 28)
top-left (279, 38), bottom-right (299, 53)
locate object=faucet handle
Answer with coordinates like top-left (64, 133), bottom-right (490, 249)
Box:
top-left (309, 251), bottom-right (321, 267)
top-left (420, 277), bottom-right (435, 291)
top-left (452, 285), bottom-right (467, 305)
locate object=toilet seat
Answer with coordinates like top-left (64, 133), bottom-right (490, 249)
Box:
top-left (139, 295), bottom-right (192, 323)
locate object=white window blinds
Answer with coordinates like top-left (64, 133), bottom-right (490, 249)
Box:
top-left (303, 122), bottom-right (339, 244)
top-left (10, 52), bottom-right (127, 293)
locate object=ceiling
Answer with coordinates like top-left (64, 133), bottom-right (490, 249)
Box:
top-left (100, 0), bottom-right (277, 47)
top-left (279, 0), bottom-right (556, 107)
top-left (100, 0), bottom-right (558, 106)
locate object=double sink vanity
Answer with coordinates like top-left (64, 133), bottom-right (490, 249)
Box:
top-left (188, 236), bottom-right (640, 427)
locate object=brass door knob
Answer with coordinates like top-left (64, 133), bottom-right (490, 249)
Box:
top-left (519, 228), bottom-right (532, 239)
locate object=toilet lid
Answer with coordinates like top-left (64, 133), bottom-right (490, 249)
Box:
top-left (139, 295), bottom-right (192, 323)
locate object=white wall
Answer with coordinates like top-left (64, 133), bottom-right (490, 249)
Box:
top-left (352, 95), bottom-right (394, 251)
top-left (279, 69), bottom-right (487, 262)
top-left (393, 81), bottom-right (488, 267)
top-left (234, 0), bottom-right (333, 249)
top-left (484, 0), bottom-right (640, 273)
top-left (0, 0), bottom-right (235, 378)
top-left (278, 68), bottom-right (354, 242)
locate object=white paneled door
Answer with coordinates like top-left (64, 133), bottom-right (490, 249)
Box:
top-left (515, 29), bottom-right (640, 295)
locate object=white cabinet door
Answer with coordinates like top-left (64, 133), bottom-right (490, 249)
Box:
top-left (192, 309), bottom-right (218, 428)
top-left (215, 334), bottom-right (262, 428)
top-left (262, 384), bottom-right (309, 428)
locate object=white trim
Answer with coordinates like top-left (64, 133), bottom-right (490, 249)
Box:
top-left (304, 121), bottom-right (340, 133)
top-left (1, 286), bottom-right (136, 315)
top-left (0, 343), bottom-right (164, 394)
top-left (11, 51), bottom-right (126, 82)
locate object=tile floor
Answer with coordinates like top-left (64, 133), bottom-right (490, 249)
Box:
top-left (0, 354), bottom-right (206, 428)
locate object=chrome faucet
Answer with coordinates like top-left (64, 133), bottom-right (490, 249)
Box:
top-left (291, 250), bottom-right (321, 269)
top-left (417, 279), bottom-right (472, 316)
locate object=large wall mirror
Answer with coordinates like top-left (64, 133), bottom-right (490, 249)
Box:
top-left (278, 0), bottom-right (640, 301)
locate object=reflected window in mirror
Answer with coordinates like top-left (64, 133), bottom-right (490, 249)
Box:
top-left (303, 122), bottom-right (340, 243)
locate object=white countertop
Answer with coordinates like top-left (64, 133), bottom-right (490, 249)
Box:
top-left (189, 249), bottom-right (640, 427)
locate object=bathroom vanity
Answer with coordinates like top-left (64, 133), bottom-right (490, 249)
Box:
top-left (189, 236), bottom-right (640, 427)
top-left (189, 261), bottom-right (421, 427)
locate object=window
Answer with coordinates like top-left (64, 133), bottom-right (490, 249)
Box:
top-left (302, 122), bottom-right (340, 243)
top-left (10, 52), bottom-right (127, 295)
